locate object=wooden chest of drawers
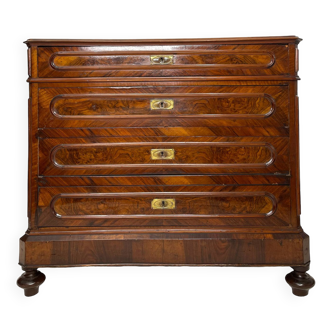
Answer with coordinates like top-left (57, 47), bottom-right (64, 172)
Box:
top-left (17, 37), bottom-right (315, 297)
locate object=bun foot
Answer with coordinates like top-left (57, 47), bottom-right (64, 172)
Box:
top-left (285, 264), bottom-right (315, 297)
top-left (17, 268), bottom-right (46, 297)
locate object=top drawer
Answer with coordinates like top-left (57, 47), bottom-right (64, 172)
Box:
top-left (36, 44), bottom-right (291, 78)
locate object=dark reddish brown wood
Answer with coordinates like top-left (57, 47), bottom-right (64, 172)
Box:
top-left (52, 143), bottom-right (273, 166)
top-left (39, 126), bottom-right (289, 138)
top-left (52, 193), bottom-right (274, 218)
top-left (285, 263), bottom-right (315, 296)
top-left (27, 48), bottom-right (31, 76)
top-left (24, 36), bottom-right (302, 47)
top-left (36, 185), bottom-right (290, 228)
top-left (38, 137), bottom-right (289, 176)
top-left (19, 232), bottom-right (308, 267)
top-left (28, 83), bottom-right (38, 229)
top-left (38, 85), bottom-right (289, 129)
top-left (51, 94), bottom-right (273, 117)
top-left (37, 174), bottom-right (290, 187)
top-left (17, 268), bottom-right (46, 297)
top-left (28, 76), bottom-right (300, 83)
top-left (19, 36), bottom-right (314, 297)
top-left (37, 44), bottom-right (290, 78)
top-left (51, 51), bottom-right (274, 68)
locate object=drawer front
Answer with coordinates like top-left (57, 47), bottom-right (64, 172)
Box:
top-left (37, 185), bottom-right (291, 228)
top-left (38, 44), bottom-right (289, 78)
top-left (39, 137), bottom-right (289, 176)
top-left (38, 85), bottom-right (289, 131)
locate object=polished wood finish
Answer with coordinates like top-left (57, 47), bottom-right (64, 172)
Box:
top-left (24, 36), bottom-right (302, 46)
top-left (285, 263), bottom-right (315, 296)
top-left (51, 94), bottom-right (273, 116)
top-left (37, 44), bottom-right (290, 78)
top-left (17, 268), bottom-right (46, 297)
top-left (37, 185), bottom-right (290, 227)
top-left (19, 233), bottom-right (308, 267)
top-left (38, 85), bottom-right (288, 129)
top-left (19, 36), bottom-right (314, 296)
top-left (39, 137), bottom-right (289, 175)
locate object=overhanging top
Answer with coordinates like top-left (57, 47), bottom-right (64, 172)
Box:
top-left (24, 36), bottom-right (302, 47)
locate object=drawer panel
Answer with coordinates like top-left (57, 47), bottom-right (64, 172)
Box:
top-left (51, 53), bottom-right (273, 68)
top-left (38, 85), bottom-right (289, 130)
top-left (51, 94), bottom-right (273, 117)
top-left (53, 144), bottom-right (272, 166)
top-left (37, 44), bottom-right (289, 78)
top-left (39, 137), bottom-right (289, 176)
top-left (53, 193), bottom-right (274, 217)
top-left (37, 185), bottom-right (291, 227)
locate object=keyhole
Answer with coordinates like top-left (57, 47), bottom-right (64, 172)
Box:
top-left (160, 57), bottom-right (164, 63)
top-left (161, 200), bottom-right (166, 207)
top-left (159, 101), bottom-right (165, 108)
top-left (160, 151), bottom-right (164, 157)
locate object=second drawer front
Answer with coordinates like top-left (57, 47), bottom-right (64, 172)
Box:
top-left (38, 85), bottom-right (289, 130)
top-left (39, 138), bottom-right (289, 175)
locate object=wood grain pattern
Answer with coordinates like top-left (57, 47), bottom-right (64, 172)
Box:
top-left (52, 193), bottom-right (275, 218)
top-left (39, 137), bottom-right (288, 176)
top-left (52, 143), bottom-right (274, 166)
top-left (50, 51), bottom-right (275, 69)
top-left (38, 44), bottom-right (289, 78)
top-left (39, 126), bottom-right (289, 138)
top-left (27, 48), bottom-right (31, 76)
top-left (29, 76), bottom-right (300, 83)
top-left (37, 185), bottom-right (290, 228)
top-left (51, 94), bottom-right (274, 117)
top-left (38, 85), bottom-right (288, 129)
top-left (19, 232), bottom-right (308, 267)
top-left (19, 37), bottom-right (313, 297)
top-left (37, 174), bottom-right (290, 187)
top-left (28, 82), bottom-right (39, 229)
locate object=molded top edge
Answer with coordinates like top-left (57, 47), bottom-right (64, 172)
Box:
top-left (24, 36), bottom-right (302, 47)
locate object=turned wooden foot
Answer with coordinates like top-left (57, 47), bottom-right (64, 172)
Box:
top-left (17, 268), bottom-right (46, 297)
top-left (285, 264), bottom-right (315, 296)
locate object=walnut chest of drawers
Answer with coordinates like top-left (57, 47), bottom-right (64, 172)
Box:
top-left (17, 36), bottom-right (315, 297)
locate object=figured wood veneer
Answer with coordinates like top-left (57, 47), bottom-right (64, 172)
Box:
top-left (18, 37), bottom-right (314, 297)
top-left (38, 85), bottom-right (288, 128)
top-left (39, 137), bottom-right (288, 176)
top-left (37, 44), bottom-right (289, 78)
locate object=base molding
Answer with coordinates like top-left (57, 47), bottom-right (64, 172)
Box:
top-left (19, 231), bottom-right (310, 267)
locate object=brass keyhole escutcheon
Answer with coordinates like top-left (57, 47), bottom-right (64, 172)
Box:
top-left (150, 99), bottom-right (174, 110)
top-left (151, 149), bottom-right (175, 160)
top-left (151, 198), bottom-right (176, 210)
top-left (150, 55), bottom-right (174, 65)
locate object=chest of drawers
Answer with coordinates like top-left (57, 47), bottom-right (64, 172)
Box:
top-left (17, 37), bottom-right (315, 297)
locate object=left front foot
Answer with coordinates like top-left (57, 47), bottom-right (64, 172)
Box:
top-left (17, 268), bottom-right (46, 297)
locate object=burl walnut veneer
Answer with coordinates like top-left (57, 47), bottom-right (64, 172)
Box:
top-left (18, 37), bottom-right (315, 297)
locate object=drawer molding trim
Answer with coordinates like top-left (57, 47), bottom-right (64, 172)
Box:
top-left (50, 192), bottom-right (277, 219)
top-left (49, 93), bottom-right (276, 119)
top-left (50, 142), bottom-right (277, 169)
top-left (49, 50), bottom-right (276, 71)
